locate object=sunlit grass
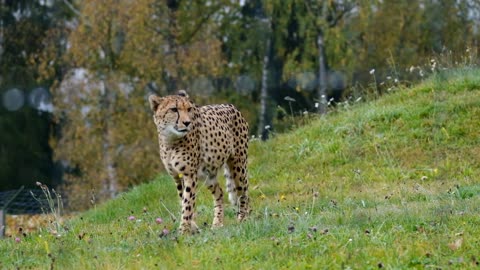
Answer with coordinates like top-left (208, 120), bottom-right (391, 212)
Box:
top-left (1, 68), bottom-right (480, 269)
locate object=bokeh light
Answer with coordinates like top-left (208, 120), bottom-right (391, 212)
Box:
top-left (235, 75), bottom-right (255, 95)
top-left (2, 88), bottom-right (25, 111)
top-left (328, 71), bottom-right (346, 91)
top-left (191, 76), bottom-right (215, 96)
top-left (29, 87), bottom-right (53, 112)
top-left (296, 72), bottom-right (317, 92)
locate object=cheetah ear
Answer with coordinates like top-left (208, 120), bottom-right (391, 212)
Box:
top-left (177, 90), bottom-right (189, 98)
top-left (148, 95), bottom-right (163, 112)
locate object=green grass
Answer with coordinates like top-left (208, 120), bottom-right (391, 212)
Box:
top-left (2, 68), bottom-right (480, 269)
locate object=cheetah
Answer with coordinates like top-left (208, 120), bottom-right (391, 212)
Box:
top-left (149, 90), bottom-right (249, 234)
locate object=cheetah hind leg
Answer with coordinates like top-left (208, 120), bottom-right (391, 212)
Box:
top-left (225, 159), bottom-right (249, 222)
top-left (224, 165), bottom-right (238, 207)
top-left (207, 176), bottom-right (224, 228)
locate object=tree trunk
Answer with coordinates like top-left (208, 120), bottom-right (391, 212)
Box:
top-left (0, 0), bottom-right (4, 60)
top-left (317, 30), bottom-right (328, 115)
top-left (257, 37), bottom-right (271, 140)
top-left (101, 78), bottom-right (118, 199)
top-left (165, 1), bottom-right (181, 93)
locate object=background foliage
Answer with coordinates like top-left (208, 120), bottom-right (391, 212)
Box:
top-left (1, 0), bottom-right (479, 209)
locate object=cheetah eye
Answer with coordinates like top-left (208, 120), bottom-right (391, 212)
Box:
top-left (169, 107), bottom-right (178, 113)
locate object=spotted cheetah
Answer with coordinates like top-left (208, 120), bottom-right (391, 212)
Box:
top-left (149, 90), bottom-right (249, 234)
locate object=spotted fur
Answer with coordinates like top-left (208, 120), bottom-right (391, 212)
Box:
top-left (149, 90), bottom-right (249, 234)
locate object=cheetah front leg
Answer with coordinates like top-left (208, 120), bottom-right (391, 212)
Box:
top-left (179, 174), bottom-right (199, 234)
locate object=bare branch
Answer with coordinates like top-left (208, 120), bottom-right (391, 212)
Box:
top-left (179, 5), bottom-right (222, 45)
top-left (62, 0), bottom-right (82, 18)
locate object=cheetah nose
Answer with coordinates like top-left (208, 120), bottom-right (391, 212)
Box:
top-left (183, 121), bottom-right (191, 127)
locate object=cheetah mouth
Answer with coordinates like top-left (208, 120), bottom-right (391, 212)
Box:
top-left (175, 128), bottom-right (189, 133)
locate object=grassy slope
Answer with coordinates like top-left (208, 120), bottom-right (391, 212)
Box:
top-left (1, 69), bottom-right (480, 269)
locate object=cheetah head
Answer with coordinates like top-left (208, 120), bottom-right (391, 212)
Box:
top-left (149, 90), bottom-right (197, 141)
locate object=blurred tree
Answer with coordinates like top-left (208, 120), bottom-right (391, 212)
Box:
top-left (47, 0), bottom-right (230, 209)
top-left (217, 0), bottom-right (271, 136)
top-left (349, 0), bottom-right (480, 87)
top-left (269, 0), bottom-right (356, 114)
top-left (0, 0), bottom-right (72, 191)
top-left (22, 0), bottom-right (480, 209)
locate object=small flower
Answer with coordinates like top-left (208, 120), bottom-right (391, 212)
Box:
top-left (162, 228), bottom-right (169, 236)
top-left (370, 69), bottom-right (375, 75)
top-left (271, 237), bottom-right (280, 245)
top-left (314, 102), bottom-right (319, 108)
top-left (327, 97), bottom-right (334, 106)
top-left (15, 237), bottom-right (21, 243)
top-left (178, 173), bottom-right (184, 179)
top-left (284, 96), bottom-right (296, 102)
top-left (128, 216), bottom-right (136, 221)
top-left (155, 218), bottom-right (163, 224)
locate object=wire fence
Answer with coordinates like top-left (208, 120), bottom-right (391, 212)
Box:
top-left (0, 186), bottom-right (62, 237)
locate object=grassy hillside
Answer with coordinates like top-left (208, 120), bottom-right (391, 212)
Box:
top-left (1, 69), bottom-right (480, 269)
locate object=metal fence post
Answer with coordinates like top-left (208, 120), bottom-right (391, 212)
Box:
top-left (0, 186), bottom-right (25, 238)
top-left (0, 209), bottom-right (5, 237)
